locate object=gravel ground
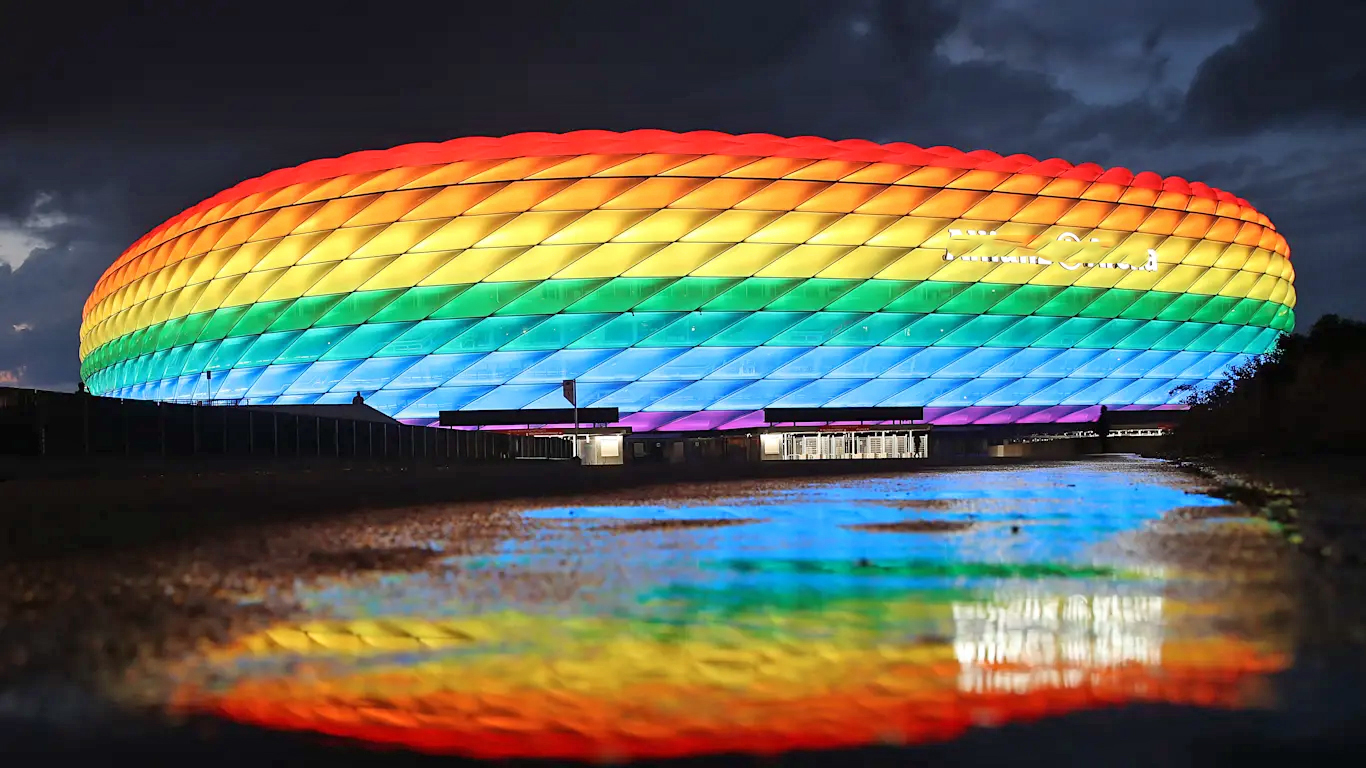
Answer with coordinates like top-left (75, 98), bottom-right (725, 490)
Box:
top-left (0, 456), bottom-right (1019, 562)
top-left (1188, 456), bottom-right (1366, 658)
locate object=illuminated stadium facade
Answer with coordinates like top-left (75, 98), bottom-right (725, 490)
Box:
top-left (79, 131), bottom-right (1294, 432)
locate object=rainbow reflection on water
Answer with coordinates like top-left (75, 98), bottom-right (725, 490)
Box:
top-left (167, 459), bottom-right (1291, 760)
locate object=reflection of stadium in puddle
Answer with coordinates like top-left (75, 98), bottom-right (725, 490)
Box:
top-left (156, 461), bottom-right (1294, 760)
top-left (167, 585), bottom-right (1287, 760)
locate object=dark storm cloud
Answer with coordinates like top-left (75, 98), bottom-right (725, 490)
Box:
top-left (663, 1), bottom-right (974, 140)
top-left (1184, 0), bottom-right (1366, 133)
top-left (939, 0), bottom-right (1257, 106)
top-left (0, 0), bottom-right (1362, 389)
top-left (0, 241), bottom-right (97, 390)
top-left (0, 197), bottom-right (107, 389)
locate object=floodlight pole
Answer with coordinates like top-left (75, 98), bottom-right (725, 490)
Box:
top-left (563, 379), bottom-right (579, 460)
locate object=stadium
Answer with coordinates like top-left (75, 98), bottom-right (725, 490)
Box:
top-left (77, 130), bottom-right (1294, 459)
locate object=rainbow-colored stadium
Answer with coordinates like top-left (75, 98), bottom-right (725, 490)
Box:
top-left (79, 130), bottom-right (1295, 429)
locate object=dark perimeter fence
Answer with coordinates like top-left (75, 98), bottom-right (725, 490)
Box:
top-left (0, 388), bottom-right (571, 463)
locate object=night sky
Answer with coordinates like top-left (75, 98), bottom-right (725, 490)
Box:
top-left (2, 0), bottom-right (1364, 390)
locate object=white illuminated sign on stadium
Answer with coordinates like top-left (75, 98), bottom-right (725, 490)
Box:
top-left (942, 230), bottom-right (1160, 272)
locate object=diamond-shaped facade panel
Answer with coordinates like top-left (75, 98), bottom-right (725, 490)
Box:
top-left (79, 131), bottom-right (1294, 427)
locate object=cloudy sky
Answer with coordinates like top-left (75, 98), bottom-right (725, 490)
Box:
top-left (2, 0), bottom-right (1363, 390)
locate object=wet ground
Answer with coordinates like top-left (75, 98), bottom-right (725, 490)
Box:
top-left (2, 455), bottom-right (1365, 765)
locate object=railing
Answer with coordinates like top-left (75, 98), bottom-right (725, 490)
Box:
top-left (1, 388), bottom-right (571, 462)
top-left (1004, 427), bottom-right (1172, 444)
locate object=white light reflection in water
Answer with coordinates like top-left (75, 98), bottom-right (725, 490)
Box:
top-left (953, 593), bottom-right (1166, 694)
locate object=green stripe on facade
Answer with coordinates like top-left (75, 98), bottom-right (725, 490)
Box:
top-left (82, 277), bottom-right (1297, 384)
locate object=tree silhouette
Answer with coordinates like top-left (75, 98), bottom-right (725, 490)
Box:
top-left (1173, 314), bottom-right (1366, 456)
